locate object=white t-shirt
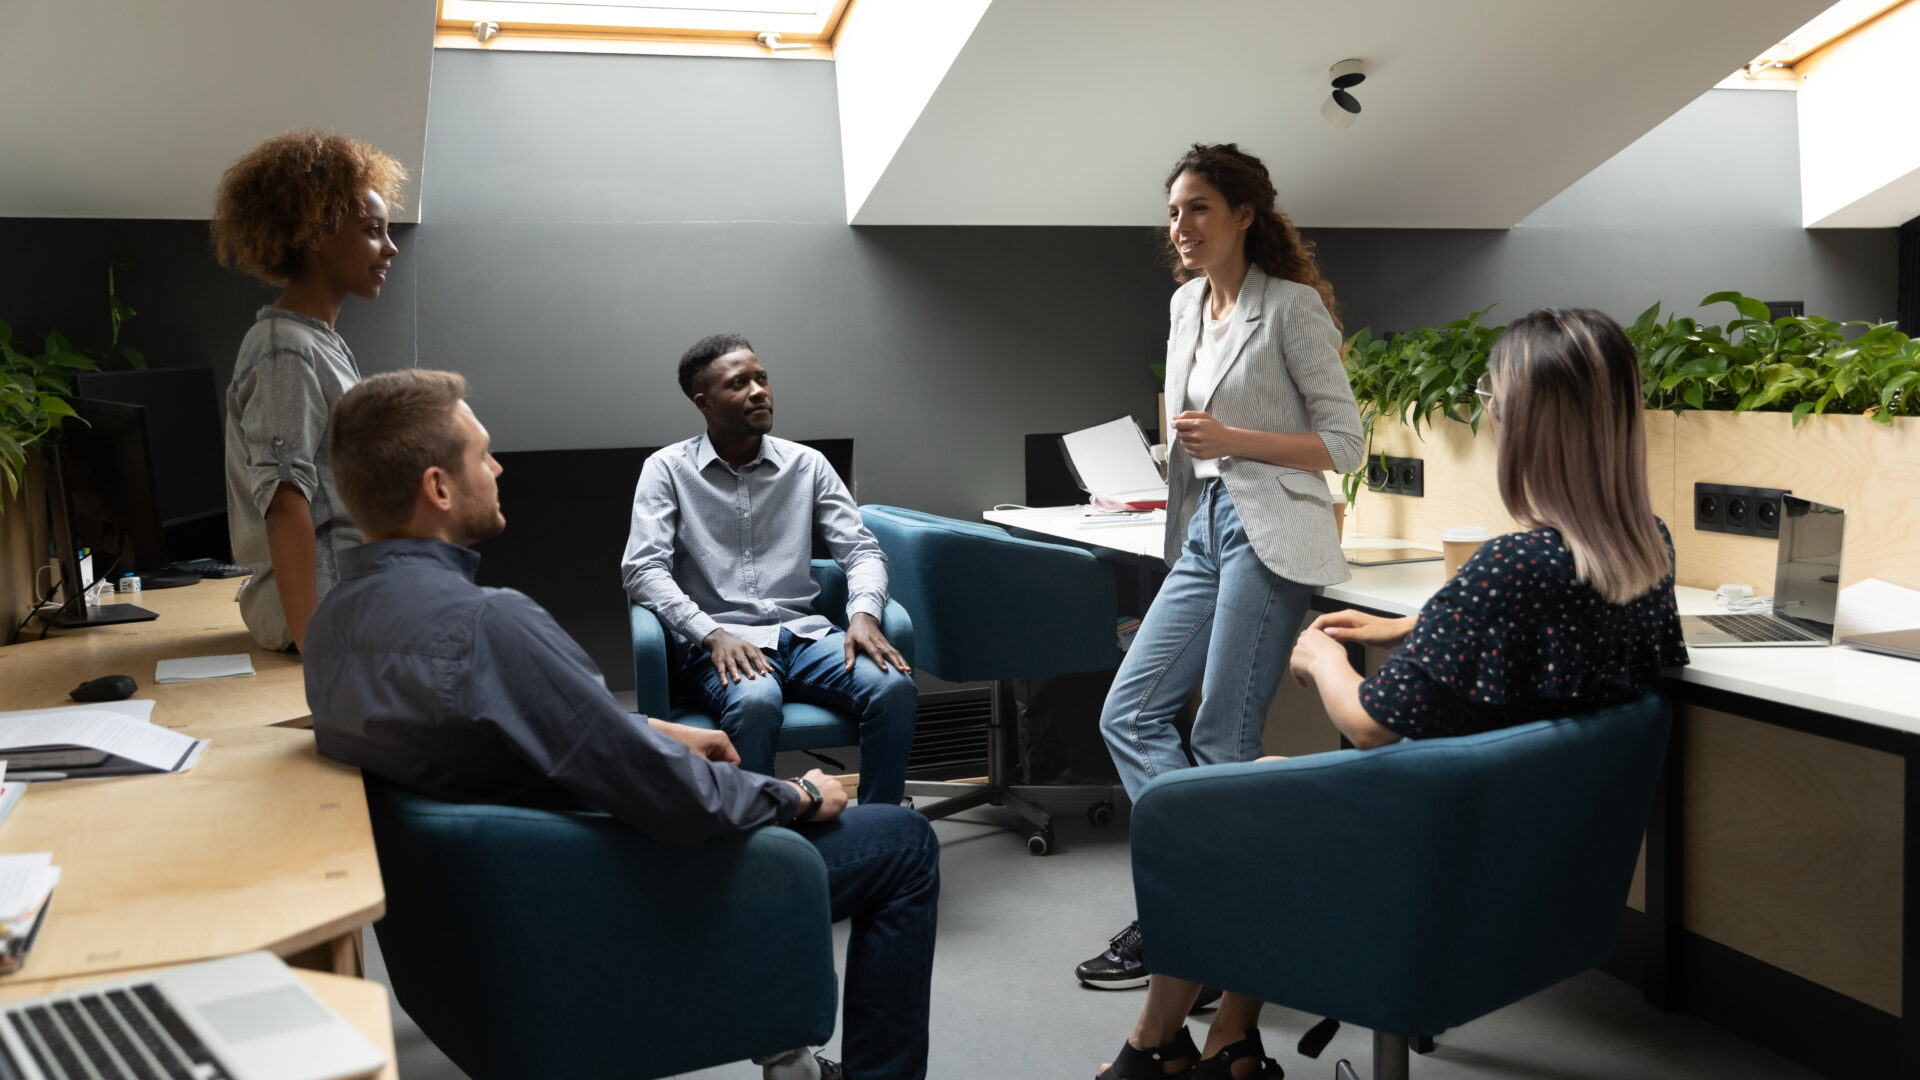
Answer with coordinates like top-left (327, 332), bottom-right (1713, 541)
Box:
top-left (1187, 313), bottom-right (1233, 478)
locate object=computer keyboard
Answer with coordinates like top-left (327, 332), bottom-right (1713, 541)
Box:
top-left (6, 983), bottom-right (233, 1080)
top-left (1696, 613), bottom-right (1820, 643)
top-left (169, 560), bottom-right (252, 580)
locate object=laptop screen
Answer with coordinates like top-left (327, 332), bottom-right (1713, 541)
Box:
top-left (1772, 496), bottom-right (1845, 639)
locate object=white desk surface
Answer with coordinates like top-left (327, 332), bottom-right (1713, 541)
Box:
top-left (984, 505), bottom-right (1920, 738)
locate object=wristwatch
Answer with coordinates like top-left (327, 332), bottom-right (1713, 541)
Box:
top-left (790, 775), bottom-right (822, 822)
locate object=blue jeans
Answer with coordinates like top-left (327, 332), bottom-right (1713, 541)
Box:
top-left (795, 803), bottom-right (939, 1080)
top-left (1100, 481), bottom-right (1314, 801)
top-left (683, 628), bottom-right (917, 805)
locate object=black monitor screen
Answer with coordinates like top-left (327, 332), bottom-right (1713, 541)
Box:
top-left (54, 399), bottom-right (170, 573)
top-left (73, 368), bottom-right (224, 527)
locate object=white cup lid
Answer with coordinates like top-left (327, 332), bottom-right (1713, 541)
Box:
top-left (1441, 526), bottom-right (1492, 542)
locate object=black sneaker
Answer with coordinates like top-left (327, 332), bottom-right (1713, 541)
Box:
top-left (1076, 920), bottom-right (1148, 988)
top-left (814, 1055), bottom-right (843, 1080)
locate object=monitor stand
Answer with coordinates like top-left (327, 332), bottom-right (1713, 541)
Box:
top-left (51, 600), bottom-right (159, 629)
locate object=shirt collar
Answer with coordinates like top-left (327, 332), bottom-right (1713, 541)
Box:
top-left (256, 305), bottom-right (341, 339)
top-left (695, 434), bottom-right (784, 475)
top-left (339, 538), bottom-right (483, 583)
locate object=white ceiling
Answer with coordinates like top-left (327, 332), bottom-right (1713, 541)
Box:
top-left (0, 0), bottom-right (436, 221)
top-left (842, 0), bottom-right (1832, 227)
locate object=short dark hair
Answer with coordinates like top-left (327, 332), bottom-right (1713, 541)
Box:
top-left (329, 369), bottom-right (470, 535)
top-left (677, 333), bottom-right (754, 398)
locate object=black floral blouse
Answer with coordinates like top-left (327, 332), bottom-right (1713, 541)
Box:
top-left (1359, 521), bottom-right (1689, 739)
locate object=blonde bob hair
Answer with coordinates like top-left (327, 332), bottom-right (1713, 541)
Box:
top-left (1487, 308), bottom-right (1671, 605)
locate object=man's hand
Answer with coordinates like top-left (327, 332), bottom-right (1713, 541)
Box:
top-left (1171, 410), bottom-right (1241, 461)
top-left (1308, 610), bottom-right (1418, 649)
top-left (1290, 623), bottom-right (1351, 688)
top-left (844, 612), bottom-right (911, 674)
top-left (649, 719), bottom-right (741, 764)
top-left (789, 768), bottom-right (849, 824)
top-left (704, 627), bottom-right (771, 684)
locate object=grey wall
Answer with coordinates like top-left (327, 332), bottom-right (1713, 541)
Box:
top-left (416, 49), bottom-right (1170, 519)
top-left (1305, 90), bottom-right (1898, 335)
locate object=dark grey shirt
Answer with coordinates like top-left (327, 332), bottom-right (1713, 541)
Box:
top-left (224, 307), bottom-right (363, 650)
top-left (304, 539), bottom-right (801, 842)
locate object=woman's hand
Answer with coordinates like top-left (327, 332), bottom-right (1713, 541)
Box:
top-left (1171, 411), bottom-right (1240, 461)
top-left (1289, 624), bottom-right (1349, 687)
top-left (1308, 610), bottom-right (1417, 650)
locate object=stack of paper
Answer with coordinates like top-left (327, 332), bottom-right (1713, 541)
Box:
top-left (0, 853), bottom-right (59, 975)
top-left (0, 703), bottom-right (209, 781)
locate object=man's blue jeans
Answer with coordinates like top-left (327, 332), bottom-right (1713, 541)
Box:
top-left (684, 628), bottom-right (917, 805)
top-left (793, 803), bottom-right (940, 1080)
top-left (1100, 481), bottom-right (1314, 801)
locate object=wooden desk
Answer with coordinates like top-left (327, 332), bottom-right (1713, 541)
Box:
top-left (0, 967), bottom-right (397, 1080)
top-left (43, 576), bottom-right (253, 638)
top-left (0, 724), bottom-right (383, 989)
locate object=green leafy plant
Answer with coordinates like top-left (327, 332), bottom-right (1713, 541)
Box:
top-left (0, 322), bottom-right (98, 500)
top-left (1340, 306), bottom-right (1501, 501)
top-left (1632, 292), bottom-right (1918, 425)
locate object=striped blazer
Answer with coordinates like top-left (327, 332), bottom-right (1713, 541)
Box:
top-left (1162, 265), bottom-right (1365, 586)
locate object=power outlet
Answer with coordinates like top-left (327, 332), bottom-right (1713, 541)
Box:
top-left (1364, 455), bottom-right (1425, 498)
top-left (1693, 483), bottom-right (1791, 538)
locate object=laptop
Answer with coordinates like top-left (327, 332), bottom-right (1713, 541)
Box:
top-left (1682, 496), bottom-right (1845, 648)
top-left (1842, 627), bottom-right (1920, 661)
top-left (0, 952), bottom-right (386, 1080)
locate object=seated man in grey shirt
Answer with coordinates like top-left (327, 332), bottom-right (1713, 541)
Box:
top-left (621, 334), bottom-right (917, 805)
top-left (303, 370), bottom-right (938, 1080)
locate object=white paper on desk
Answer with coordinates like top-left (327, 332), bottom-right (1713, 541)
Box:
top-left (1059, 417), bottom-right (1167, 501)
top-left (0, 707), bottom-right (202, 773)
top-left (0, 854), bottom-right (59, 924)
top-left (154, 653), bottom-right (255, 683)
top-left (1835, 578), bottom-right (1920, 640)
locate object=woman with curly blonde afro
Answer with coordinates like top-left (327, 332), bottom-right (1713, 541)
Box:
top-left (212, 130), bottom-right (405, 652)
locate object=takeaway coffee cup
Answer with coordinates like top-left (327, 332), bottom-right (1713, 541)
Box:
top-left (1441, 526), bottom-right (1492, 578)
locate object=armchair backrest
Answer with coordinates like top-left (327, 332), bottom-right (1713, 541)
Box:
top-left (364, 774), bottom-right (837, 1079)
top-left (1132, 692), bottom-right (1671, 1036)
top-left (859, 505), bottom-right (1119, 682)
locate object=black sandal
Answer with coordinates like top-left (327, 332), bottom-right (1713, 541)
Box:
top-left (1096, 1026), bottom-right (1201, 1079)
top-left (1190, 1029), bottom-right (1284, 1079)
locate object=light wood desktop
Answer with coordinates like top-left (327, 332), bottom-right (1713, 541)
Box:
top-left (0, 967), bottom-right (398, 1080)
top-left (0, 723), bottom-right (383, 989)
top-left (0, 578), bottom-right (307, 729)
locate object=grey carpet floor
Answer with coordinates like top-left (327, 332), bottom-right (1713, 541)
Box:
top-left (365, 802), bottom-right (1818, 1079)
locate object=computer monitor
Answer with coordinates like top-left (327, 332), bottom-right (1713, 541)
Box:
top-left (74, 367), bottom-right (228, 560)
top-left (51, 398), bottom-right (198, 598)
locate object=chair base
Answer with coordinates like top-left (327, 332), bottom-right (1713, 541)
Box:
top-left (1334, 1033), bottom-right (1409, 1080)
top-left (905, 681), bottom-right (1120, 855)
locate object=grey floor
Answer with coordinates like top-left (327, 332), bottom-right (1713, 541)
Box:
top-left (364, 796), bottom-right (1819, 1080)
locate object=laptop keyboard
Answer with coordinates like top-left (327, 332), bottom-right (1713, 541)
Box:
top-left (4, 984), bottom-right (231, 1080)
top-left (1696, 613), bottom-right (1821, 643)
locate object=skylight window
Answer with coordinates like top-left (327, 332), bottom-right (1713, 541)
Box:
top-left (436, 0), bottom-right (854, 56)
top-left (1733, 0), bottom-right (1910, 80)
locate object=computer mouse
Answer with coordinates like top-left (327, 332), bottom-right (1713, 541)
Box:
top-left (70, 675), bottom-right (138, 702)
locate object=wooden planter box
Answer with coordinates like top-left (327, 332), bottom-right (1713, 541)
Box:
top-left (1350, 409), bottom-right (1920, 592)
top-left (0, 451), bottom-right (52, 644)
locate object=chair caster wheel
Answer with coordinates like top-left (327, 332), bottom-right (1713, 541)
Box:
top-left (1087, 801), bottom-right (1113, 826)
top-left (1414, 1036), bottom-right (1436, 1054)
top-left (1026, 828), bottom-right (1054, 856)
top-left (1334, 1059), bottom-right (1359, 1080)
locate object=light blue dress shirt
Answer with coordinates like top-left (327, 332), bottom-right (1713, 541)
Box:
top-left (621, 434), bottom-right (889, 651)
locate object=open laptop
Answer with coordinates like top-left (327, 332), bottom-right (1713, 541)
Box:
top-left (1682, 496), bottom-right (1845, 648)
top-left (0, 952), bottom-right (385, 1080)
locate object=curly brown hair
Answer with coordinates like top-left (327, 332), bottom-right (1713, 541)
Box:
top-left (1164, 142), bottom-right (1339, 329)
top-left (210, 131), bottom-right (407, 286)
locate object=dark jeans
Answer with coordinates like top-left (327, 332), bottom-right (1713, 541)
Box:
top-left (796, 803), bottom-right (940, 1080)
top-left (683, 628), bottom-right (917, 805)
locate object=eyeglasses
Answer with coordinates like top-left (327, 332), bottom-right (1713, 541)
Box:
top-left (1474, 372), bottom-right (1497, 418)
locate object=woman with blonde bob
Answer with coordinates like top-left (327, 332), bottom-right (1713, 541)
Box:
top-left (1096, 308), bottom-right (1688, 1079)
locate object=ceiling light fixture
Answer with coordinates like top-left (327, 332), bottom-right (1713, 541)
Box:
top-left (1321, 58), bottom-right (1366, 130)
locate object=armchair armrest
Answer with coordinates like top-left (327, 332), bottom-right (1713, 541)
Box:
top-left (629, 600), bottom-right (673, 721)
top-left (368, 777), bottom-right (838, 1079)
